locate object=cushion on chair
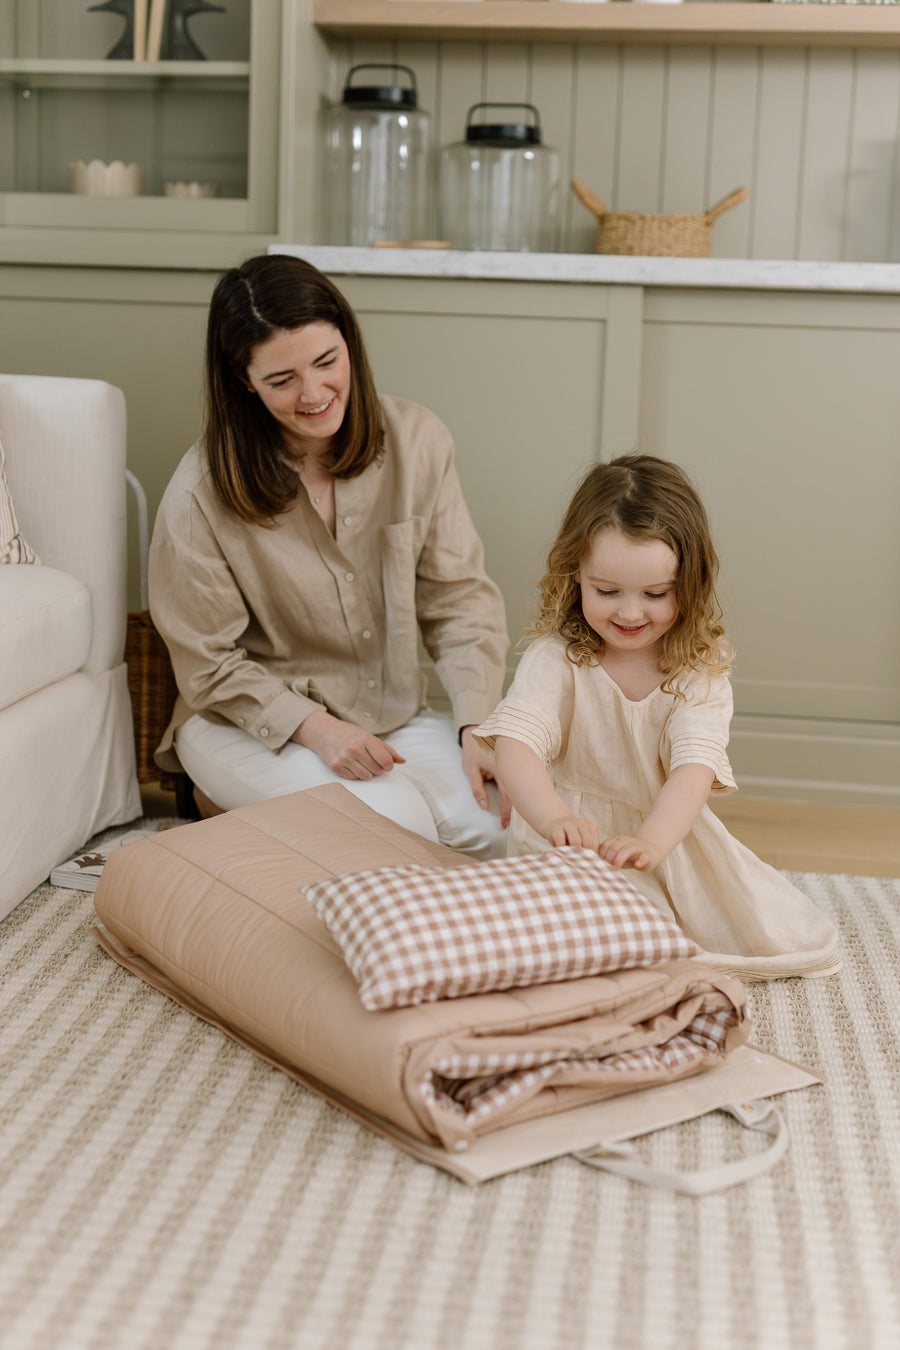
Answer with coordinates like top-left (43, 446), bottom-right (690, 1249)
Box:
top-left (0, 567), bottom-right (91, 710)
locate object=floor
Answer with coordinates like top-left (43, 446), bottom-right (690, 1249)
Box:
top-left (140, 784), bottom-right (900, 879)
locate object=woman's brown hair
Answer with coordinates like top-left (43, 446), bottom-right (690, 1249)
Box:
top-left (203, 254), bottom-right (384, 523)
top-left (531, 454), bottom-right (733, 688)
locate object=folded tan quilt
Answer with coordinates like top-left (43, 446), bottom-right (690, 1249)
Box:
top-left (93, 786), bottom-right (751, 1155)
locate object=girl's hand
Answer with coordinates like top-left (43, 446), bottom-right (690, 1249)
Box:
top-left (291, 709), bottom-right (405, 780)
top-left (461, 727), bottom-right (511, 827)
top-left (599, 834), bottom-right (663, 872)
top-left (543, 815), bottom-right (601, 850)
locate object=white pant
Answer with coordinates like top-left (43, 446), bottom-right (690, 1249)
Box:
top-left (175, 708), bottom-right (507, 860)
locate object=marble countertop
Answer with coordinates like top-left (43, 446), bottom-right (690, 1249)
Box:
top-left (271, 244), bottom-right (900, 294)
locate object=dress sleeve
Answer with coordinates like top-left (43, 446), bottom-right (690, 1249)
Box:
top-left (471, 639), bottom-right (569, 765)
top-left (664, 673), bottom-right (737, 795)
top-left (412, 415), bottom-right (509, 732)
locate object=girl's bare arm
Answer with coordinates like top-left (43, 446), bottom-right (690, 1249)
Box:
top-left (599, 763), bottom-right (716, 871)
top-left (494, 736), bottom-right (600, 849)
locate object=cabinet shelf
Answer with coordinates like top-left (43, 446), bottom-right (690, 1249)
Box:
top-left (313, 0), bottom-right (900, 48)
top-left (0, 59), bottom-right (250, 92)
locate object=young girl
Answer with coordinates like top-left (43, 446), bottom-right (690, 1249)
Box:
top-left (474, 454), bottom-right (841, 981)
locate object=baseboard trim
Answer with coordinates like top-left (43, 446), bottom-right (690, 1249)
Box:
top-left (729, 714), bottom-right (900, 809)
top-left (725, 775), bottom-right (900, 810)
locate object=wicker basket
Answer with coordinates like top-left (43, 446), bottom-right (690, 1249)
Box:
top-left (572, 180), bottom-right (749, 258)
top-left (125, 610), bottom-right (179, 786)
top-left (126, 471), bottom-right (178, 787)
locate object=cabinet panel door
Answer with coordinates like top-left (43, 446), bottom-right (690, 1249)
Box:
top-left (639, 289), bottom-right (900, 724)
top-left (337, 277), bottom-right (615, 659)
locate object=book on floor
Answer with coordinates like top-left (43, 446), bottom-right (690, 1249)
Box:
top-left (50, 827), bottom-right (160, 892)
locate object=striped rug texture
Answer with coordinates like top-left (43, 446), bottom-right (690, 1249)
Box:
top-left (0, 828), bottom-right (898, 1350)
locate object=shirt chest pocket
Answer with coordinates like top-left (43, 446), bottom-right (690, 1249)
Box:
top-left (381, 519), bottom-right (423, 628)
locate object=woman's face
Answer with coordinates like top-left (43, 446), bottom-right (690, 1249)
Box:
top-left (244, 322), bottom-right (352, 459)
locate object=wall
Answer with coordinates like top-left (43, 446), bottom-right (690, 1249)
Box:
top-left (3, 262), bottom-right (895, 805)
top-left (305, 31), bottom-right (900, 261)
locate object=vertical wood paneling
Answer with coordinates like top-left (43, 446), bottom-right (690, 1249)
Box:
top-left (529, 43), bottom-right (578, 246)
top-left (348, 38), bottom-right (397, 68)
top-left (0, 91), bottom-right (13, 194)
top-left (397, 40), bottom-right (441, 237)
top-left (568, 46), bottom-right (621, 254)
top-left (326, 40), bottom-right (351, 105)
top-left (435, 42), bottom-right (484, 152)
top-left (846, 50), bottom-right (900, 264)
top-left (707, 48), bottom-right (759, 259)
top-left (798, 49), bottom-right (854, 261)
top-left (662, 46), bottom-right (713, 213)
top-left (434, 42), bottom-right (484, 241)
top-left (890, 68), bottom-right (900, 263)
top-left (308, 33), bottom-right (900, 263)
top-left (752, 49), bottom-right (808, 259)
top-left (483, 41), bottom-right (531, 105)
top-left (617, 46), bottom-right (667, 210)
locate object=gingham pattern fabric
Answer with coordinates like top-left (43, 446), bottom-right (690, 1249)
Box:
top-left (303, 846), bottom-right (700, 1011)
top-left (421, 1005), bottom-right (741, 1127)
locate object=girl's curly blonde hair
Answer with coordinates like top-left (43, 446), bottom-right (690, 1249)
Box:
top-left (531, 454), bottom-right (733, 690)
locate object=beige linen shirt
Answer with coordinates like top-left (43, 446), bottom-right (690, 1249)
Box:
top-left (150, 395), bottom-right (508, 772)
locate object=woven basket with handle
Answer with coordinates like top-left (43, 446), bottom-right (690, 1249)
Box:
top-left (125, 471), bottom-right (178, 787)
top-left (572, 180), bottom-right (749, 257)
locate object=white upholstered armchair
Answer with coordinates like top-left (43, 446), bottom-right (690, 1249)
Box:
top-left (0, 374), bottom-right (142, 920)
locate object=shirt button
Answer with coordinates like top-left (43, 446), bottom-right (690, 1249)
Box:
top-left (367, 679), bottom-right (376, 689)
top-left (345, 571), bottom-right (355, 582)
top-left (237, 717), bottom-right (246, 727)
top-left (362, 629), bottom-right (372, 639)
top-left (260, 727), bottom-right (269, 738)
top-left (343, 516), bottom-right (352, 526)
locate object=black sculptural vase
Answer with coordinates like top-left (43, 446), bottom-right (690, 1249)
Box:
top-left (87, 0), bottom-right (134, 60)
top-left (166, 0), bottom-right (226, 61)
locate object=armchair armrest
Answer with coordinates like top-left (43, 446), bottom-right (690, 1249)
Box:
top-left (0, 374), bottom-right (128, 674)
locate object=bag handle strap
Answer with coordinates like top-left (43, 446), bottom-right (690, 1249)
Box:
top-left (571, 1099), bottom-right (788, 1196)
top-left (125, 469), bottom-right (150, 612)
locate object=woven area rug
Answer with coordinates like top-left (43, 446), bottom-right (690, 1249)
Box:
top-left (0, 824), bottom-right (898, 1350)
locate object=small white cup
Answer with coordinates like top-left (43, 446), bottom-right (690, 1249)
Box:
top-left (69, 160), bottom-right (142, 196)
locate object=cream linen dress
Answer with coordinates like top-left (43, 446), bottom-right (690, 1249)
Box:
top-left (474, 635), bottom-right (841, 981)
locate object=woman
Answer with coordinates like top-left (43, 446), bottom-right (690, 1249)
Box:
top-left (149, 253), bottom-right (509, 858)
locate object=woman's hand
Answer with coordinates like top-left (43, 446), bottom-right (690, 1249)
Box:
top-left (460, 726), bottom-right (511, 827)
top-left (598, 834), bottom-right (663, 872)
top-left (291, 708), bottom-right (405, 780)
top-left (542, 815), bottom-right (600, 850)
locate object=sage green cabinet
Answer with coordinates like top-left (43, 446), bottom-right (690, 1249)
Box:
top-left (0, 0), bottom-right (280, 243)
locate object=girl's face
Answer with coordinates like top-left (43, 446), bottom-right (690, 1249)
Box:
top-left (244, 322), bottom-right (351, 459)
top-left (578, 529), bottom-right (679, 657)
